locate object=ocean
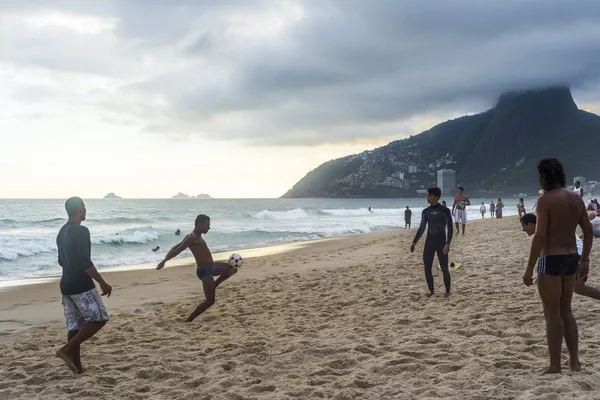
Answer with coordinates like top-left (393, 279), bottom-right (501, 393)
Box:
top-left (0, 197), bottom-right (531, 281)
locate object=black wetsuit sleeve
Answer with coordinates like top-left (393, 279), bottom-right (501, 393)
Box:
top-left (445, 207), bottom-right (453, 244)
top-left (413, 208), bottom-right (428, 243)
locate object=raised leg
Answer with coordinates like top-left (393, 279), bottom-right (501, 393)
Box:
top-left (213, 261), bottom-right (238, 289)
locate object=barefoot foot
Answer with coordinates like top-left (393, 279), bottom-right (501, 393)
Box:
top-left (426, 291), bottom-right (434, 298)
top-left (541, 366), bottom-right (561, 375)
top-left (444, 292), bottom-right (451, 298)
top-left (570, 360), bottom-right (582, 372)
top-left (56, 348), bottom-right (78, 373)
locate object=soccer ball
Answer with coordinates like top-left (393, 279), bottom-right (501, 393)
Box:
top-left (228, 253), bottom-right (243, 268)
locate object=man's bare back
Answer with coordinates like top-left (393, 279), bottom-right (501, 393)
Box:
top-left (538, 188), bottom-right (584, 256)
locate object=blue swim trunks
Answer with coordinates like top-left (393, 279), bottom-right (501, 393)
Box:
top-left (196, 265), bottom-right (215, 279)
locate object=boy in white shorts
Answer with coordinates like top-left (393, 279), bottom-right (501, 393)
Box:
top-left (452, 187), bottom-right (471, 236)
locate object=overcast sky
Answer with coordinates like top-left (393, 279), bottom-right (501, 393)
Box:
top-left (2, 0), bottom-right (600, 198)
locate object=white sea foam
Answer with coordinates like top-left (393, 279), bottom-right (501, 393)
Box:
top-left (0, 241), bottom-right (56, 261)
top-left (253, 208), bottom-right (309, 220)
top-left (93, 230), bottom-right (160, 245)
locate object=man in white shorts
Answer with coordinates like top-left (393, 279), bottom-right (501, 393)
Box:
top-left (56, 197), bottom-right (112, 374)
top-left (452, 186), bottom-right (471, 236)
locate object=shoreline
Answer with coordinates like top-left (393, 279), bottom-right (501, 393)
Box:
top-left (0, 215), bottom-right (510, 342)
top-left (0, 229), bottom-right (407, 341)
top-left (0, 209), bottom-right (503, 288)
top-left (0, 236), bottom-right (342, 290)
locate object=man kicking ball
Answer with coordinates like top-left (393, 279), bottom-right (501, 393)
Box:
top-left (411, 187), bottom-right (454, 297)
top-left (521, 213), bottom-right (600, 300)
top-left (156, 214), bottom-right (238, 322)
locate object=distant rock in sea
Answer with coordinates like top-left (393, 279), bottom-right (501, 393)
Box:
top-left (103, 192), bottom-right (122, 199)
top-left (172, 192), bottom-right (191, 199)
top-left (195, 193), bottom-right (213, 199)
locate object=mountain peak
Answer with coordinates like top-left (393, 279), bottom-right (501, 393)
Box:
top-left (496, 85), bottom-right (577, 112)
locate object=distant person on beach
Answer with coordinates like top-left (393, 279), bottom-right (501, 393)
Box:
top-left (489, 201), bottom-right (495, 218)
top-left (522, 158), bottom-right (592, 374)
top-left (442, 200), bottom-right (447, 207)
top-left (175, 229), bottom-right (181, 236)
top-left (156, 214), bottom-right (238, 322)
top-left (522, 213), bottom-right (600, 300)
top-left (589, 212), bottom-right (600, 237)
top-left (410, 187), bottom-right (453, 297)
top-left (452, 186), bottom-right (471, 235)
top-left (517, 198), bottom-right (526, 219)
top-left (368, 206), bottom-right (373, 213)
top-left (152, 246), bottom-right (160, 252)
top-left (532, 189), bottom-right (544, 212)
top-left (574, 180), bottom-right (584, 200)
top-left (594, 199), bottom-right (600, 210)
top-left (496, 199), bottom-right (504, 219)
top-left (404, 206), bottom-right (412, 229)
top-left (480, 202), bottom-right (486, 219)
top-left (56, 197), bottom-right (112, 374)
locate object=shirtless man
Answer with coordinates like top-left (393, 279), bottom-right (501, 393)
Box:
top-left (521, 213), bottom-right (600, 300)
top-left (522, 158), bottom-right (593, 374)
top-left (452, 186), bottom-right (471, 235)
top-left (496, 198), bottom-right (504, 219)
top-left (156, 214), bottom-right (238, 322)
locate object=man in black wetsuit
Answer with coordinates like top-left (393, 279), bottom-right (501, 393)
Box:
top-left (410, 187), bottom-right (454, 297)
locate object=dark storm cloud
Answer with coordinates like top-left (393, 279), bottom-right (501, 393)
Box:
top-left (3, 0), bottom-right (600, 145)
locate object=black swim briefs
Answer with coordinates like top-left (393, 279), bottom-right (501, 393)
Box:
top-left (537, 254), bottom-right (579, 276)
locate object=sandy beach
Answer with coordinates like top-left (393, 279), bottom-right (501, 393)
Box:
top-left (2, 217), bottom-right (600, 399)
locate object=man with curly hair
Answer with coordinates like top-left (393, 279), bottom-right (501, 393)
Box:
top-left (523, 158), bottom-right (593, 374)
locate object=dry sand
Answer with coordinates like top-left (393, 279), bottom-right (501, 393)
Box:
top-left (2, 217), bottom-right (600, 399)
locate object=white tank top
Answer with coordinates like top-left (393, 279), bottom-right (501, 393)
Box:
top-left (574, 187), bottom-right (583, 197)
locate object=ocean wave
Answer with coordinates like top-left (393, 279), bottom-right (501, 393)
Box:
top-left (253, 208), bottom-right (309, 220)
top-left (0, 241), bottom-right (57, 261)
top-left (93, 228), bottom-right (160, 245)
top-left (319, 207), bottom-right (411, 216)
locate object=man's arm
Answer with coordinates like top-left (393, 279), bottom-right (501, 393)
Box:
top-left (579, 202), bottom-right (593, 261)
top-left (465, 196), bottom-right (471, 206)
top-left (445, 208), bottom-right (453, 244)
top-left (452, 196), bottom-right (457, 213)
top-left (77, 227), bottom-right (112, 296)
top-left (157, 236), bottom-right (194, 269)
top-left (412, 209), bottom-right (428, 245)
top-left (526, 198), bottom-right (549, 270)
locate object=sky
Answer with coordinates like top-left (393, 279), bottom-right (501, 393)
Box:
top-left (2, 0), bottom-right (600, 199)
